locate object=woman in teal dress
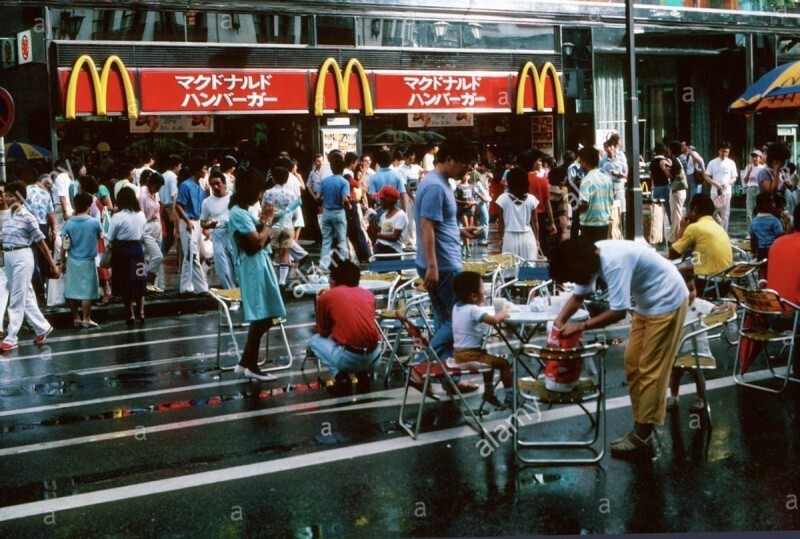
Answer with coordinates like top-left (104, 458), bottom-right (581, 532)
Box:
top-left (228, 168), bottom-right (287, 382)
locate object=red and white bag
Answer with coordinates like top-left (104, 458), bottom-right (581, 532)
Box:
top-left (543, 322), bottom-right (583, 393)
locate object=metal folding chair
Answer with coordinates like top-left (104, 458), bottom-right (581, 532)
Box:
top-left (514, 342), bottom-right (608, 465)
top-left (732, 285), bottom-right (800, 393)
top-left (378, 294), bottom-right (433, 385)
top-left (209, 288), bottom-right (293, 372)
top-left (368, 252), bottom-right (418, 309)
top-left (396, 313), bottom-right (489, 440)
top-left (495, 262), bottom-right (553, 303)
top-left (698, 260), bottom-right (765, 301)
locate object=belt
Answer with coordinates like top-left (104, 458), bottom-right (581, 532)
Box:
top-left (3, 245), bottom-right (30, 252)
top-left (344, 344), bottom-right (378, 355)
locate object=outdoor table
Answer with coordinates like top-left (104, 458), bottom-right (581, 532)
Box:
top-left (295, 279), bottom-right (393, 296)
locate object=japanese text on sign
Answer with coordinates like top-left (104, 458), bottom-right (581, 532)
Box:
top-left (175, 73), bottom-right (278, 109)
top-left (403, 75), bottom-right (487, 108)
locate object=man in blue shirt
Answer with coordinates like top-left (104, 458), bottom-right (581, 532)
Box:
top-left (413, 133), bottom-right (480, 395)
top-left (369, 150), bottom-right (407, 219)
top-left (319, 151), bottom-right (351, 268)
top-left (175, 157), bottom-right (208, 294)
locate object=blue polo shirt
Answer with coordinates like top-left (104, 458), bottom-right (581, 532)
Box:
top-left (414, 170), bottom-right (462, 273)
top-left (320, 175), bottom-right (350, 211)
top-left (369, 167), bottom-right (407, 207)
top-left (176, 178), bottom-right (206, 220)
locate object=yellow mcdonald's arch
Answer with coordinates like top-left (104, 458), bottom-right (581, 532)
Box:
top-left (314, 58), bottom-right (373, 116)
top-left (515, 61), bottom-right (564, 115)
top-left (65, 55), bottom-right (138, 120)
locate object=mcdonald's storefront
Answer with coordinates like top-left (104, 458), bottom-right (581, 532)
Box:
top-left (56, 51), bottom-right (566, 167)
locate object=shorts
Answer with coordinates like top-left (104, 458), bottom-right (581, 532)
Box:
top-left (269, 228), bottom-right (294, 250)
top-left (454, 349), bottom-right (507, 370)
top-left (457, 208), bottom-right (475, 219)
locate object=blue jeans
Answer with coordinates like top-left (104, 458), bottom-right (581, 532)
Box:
top-left (652, 185), bottom-right (672, 225)
top-left (417, 267), bottom-right (458, 360)
top-left (321, 209), bottom-right (348, 268)
top-left (310, 334), bottom-right (380, 376)
top-left (476, 203), bottom-right (489, 242)
top-left (686, 174), bottom-right (697, 207)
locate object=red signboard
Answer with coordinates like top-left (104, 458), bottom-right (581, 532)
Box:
top-left (139, 70), bottom-right (310, 114)
top-left (373, 71), bottom-right (514, 113)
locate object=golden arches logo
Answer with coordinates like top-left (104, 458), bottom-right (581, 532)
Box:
top-left (65, 55), bottom-right (138, 120)
top-left (314, 58), bottom-right (373, 116)
top-left (515, 62), bottom-right (564, 115)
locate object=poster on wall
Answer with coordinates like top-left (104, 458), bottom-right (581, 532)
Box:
top-left (129, 115), bottom-right (214, 133)
top-left (407, 113), bottom-right (474, 128)
top-left (531, 115), bottom-right (554, 155)
top-left (321, 128), bottom-right (358, 157)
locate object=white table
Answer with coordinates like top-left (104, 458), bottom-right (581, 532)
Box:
top-left (294, 279), bottom-right (393, 296)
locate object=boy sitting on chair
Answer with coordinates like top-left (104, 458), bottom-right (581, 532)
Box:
top-left (452, 271), bottom-right (513, 409)
top-left (310, 255), bottom-right (382, 396)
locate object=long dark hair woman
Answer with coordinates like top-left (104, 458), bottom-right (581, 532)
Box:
top-left (227, 167), bottom-right (286, 381)
top-left (107, 187), bottom-right (147, 326)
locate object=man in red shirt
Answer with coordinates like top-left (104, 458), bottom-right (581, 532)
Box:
top-left (520, 149), bottom-right (557, 254)
top-left (767, 204), bottom-right (800, 305)
top-left (310, 256), bottom-right (382, 395)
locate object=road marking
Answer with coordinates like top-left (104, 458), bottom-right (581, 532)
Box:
top-left (0, 368), bottom-right (771, 522)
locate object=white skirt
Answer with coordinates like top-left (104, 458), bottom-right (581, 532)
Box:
top-left (503, 229), bottom-right (538, 261)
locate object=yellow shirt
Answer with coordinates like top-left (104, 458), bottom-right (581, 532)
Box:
top-left (671, 215), bottom-right (732, 276)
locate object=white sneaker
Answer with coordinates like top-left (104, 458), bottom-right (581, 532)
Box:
top-left (244, 368), bottom-right (277, 382)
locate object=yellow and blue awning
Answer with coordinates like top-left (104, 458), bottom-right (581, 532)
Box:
top-left (730, 61), bottom-right (800, 113)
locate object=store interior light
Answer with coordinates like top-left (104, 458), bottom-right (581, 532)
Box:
top-left (562, 41), bottom-right (575, 57)
top-left (61, 10), bottom-right (85, 40)
top-left (468, 22), bottom-right (482, 40)
top-left (433, 21), bottom-right (450, 38)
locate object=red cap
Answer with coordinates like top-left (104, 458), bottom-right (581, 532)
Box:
top-left (376, 185), bottom-right (400, 203)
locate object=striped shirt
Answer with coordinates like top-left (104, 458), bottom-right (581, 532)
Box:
top-left (579, 168), bottom-right (614, 227)
top-left (2, 206), bottom-right (45, 247)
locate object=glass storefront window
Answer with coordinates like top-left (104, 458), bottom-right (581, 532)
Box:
top-left (355, 19), bottom-right (555, 51)
top-left (317, 16), bottom-right (355, 46)
top-left (51, 9), bottom-right (186, 41)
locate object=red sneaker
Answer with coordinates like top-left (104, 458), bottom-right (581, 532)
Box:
top-left (0, 342), bottom-right (18, 352)
top-left (33, 326), bottom-right (53, 345)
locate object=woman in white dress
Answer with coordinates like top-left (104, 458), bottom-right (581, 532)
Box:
top-left (494, 166), bottom-right (540, 260)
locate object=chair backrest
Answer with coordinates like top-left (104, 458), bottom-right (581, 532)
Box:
top-left (484, 253), bottom-right (521, 269)
top-left (369, 256), bottom-right (418, 274)
top-left (395, 313), bottom-right (430, 349)
top-left (462, 261), bottom-right (499, 277)
top-left (732, 285), bottom-right (792, 316)
top-left (699, 307), bottom-right (737, 327)
top-left (723, 261), bottom-right (765, 280)
top-left (525, 342), bottom-right (607, 361)
top-left (517, 266), bottom-right (550, 282)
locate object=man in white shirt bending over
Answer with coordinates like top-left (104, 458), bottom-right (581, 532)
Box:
top-left (703, 141), bottom-right (738, 232)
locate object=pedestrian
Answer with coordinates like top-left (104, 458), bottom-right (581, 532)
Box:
top-left (0, 181), bottom-right (59, 351)
top-left (421, 142), bottom-right (438, 172)
top-left (77, 175), bottom-right (113, 306)
top-left (25, 173), bottom-right (57, 302)
top-left (228, 168), bottom-right (286, 382)
top-left (175, 157), bottom-right (209, 295)
top-left (309, 256), bottom-right (382, 395)
top-left (495, 166), bottom-right (540, 260)
top-left (755, 142), bottom-right (793, 225)
top-left (374, 186), bottom-right (407, 257)
top-left (452, 271), bottom-right (513, 409)
top-left (552, 238), bottom-right (689, 459)
top-left (369, 150), bottom-right (407, 220)
top-left (133, 151), bottom-right (155, 186)
top-left (263, 166), bottom-right (309, 287)
top-left (667, 141), bottom-right (688, 243)
top-left (702, 141), bottom-right (737, 232)
top-left (108, 187), bottom-right (147, 326)
top-left (0, 194), bottom-right (10, 339)
top-left (343, 151), bottom-right (372, 262)
top-left (577, 146), bottom-right (614, 244)
top-left (470, 166), bottom-right (491, 247)
top-left (455, 172), bottom-right (477, 258)
top-left (548, 164), bottom-right (570, 246)
top-left (522, 149), bottom-right (557, 249)
top-left (785, 163), bottom-right (798, 221)
top-left (220, 155), bottom-right (238, 194)
top-left (565, 150), bottom-right (583, 236)
top-left (52, 160), bottom-right (73, 230)
top-left (139, 171), bottom-right (165, 292)
top-left (159, 154), bottom-right (183, 258)
top-left (742, 150), bottom-right (765, 227)
top-left (680, 140), bottom-right (705, 205)
top-left (650, 143), bottom-right (673, 225)
top-left (286, 157), bottom-right (306, 241)
top-left (69, 161), bottom-right (86, 202)
top-left (413, 133), bottom-right (479, 395)
top-left (399, 149), bottom-right (422, 249)
top-left (600, 138), bottom-right (628, 225)
top-left (200, 170), bottom-right (237, 290)
top-left (113, 163), bottom-right (139, 202)
top-left (60, 192), bottom-right (103, 328)
top-left (319, 152), bottom-right (351, 268)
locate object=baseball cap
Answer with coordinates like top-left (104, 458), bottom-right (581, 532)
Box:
top-left (376, 185), bottom-right (400, 202)
top-left (751, 149), bottom-right (764, 158)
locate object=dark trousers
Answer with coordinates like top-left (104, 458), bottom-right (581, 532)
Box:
top-left (160, 206), bottom-right (176, 257)
top-left (346, 204), bottom-right (372, 263)
top-left (32, 223), bottom-right (51, 300)
top-left (580, 225), bottom-right (609, 246)
top-left (374, 243), bottom-right (401, 259)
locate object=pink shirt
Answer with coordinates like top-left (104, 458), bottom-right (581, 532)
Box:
top-left (139, 190), bottom-right (161, 223)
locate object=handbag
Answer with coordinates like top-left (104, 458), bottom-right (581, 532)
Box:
top-left (670, 170), bottom-right (688, 193)
top-left (99, 244), bottom-right (113, 268)
top-left (46, 275), bottom-right (66, 307)
top-left (713, 191), bottom-right (728, 209)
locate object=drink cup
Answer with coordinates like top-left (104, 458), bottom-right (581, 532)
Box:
top-left (493, 298), bottom-right (506, 313)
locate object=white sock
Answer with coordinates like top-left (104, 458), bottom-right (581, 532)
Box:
top-left (279, 264), bottom-right (289, 285)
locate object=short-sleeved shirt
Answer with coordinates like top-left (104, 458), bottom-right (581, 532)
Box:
top-left (53, 172), bottom-right (73, 216)
top-left (495, 192), bottom-right (538, 232)
top-left (453, 302), bottom-right (487, 350)
top-left (25, 184), bottom-right (55, 225)
top-left (139, 190), bottom-right (161, 223)
top-left (315, 285), bottom-right (381, 350)
top-left (705, 157), bottom-right (738, 191)
top-left (263, 185), bottom-right (296, 230)
top-left (369, 167), bottom-right (407, 204)
top-left (579, 169), bottom-right (614, 227)
top-left (307, 168), bottom-right (323, 194)
top-left (749, 213), bottom-right (783, 250)
top-left (200, 194), bottom-right (231, 230)
top-left (320, 175), bottom-right (350, 211)
top-left (746, 164), bottom-right (766, 188)
top-left (108, 210), bottom-right (146, 242)
top-left (159, 170), bottom-right (179, 206)
top-left (602, 153), bottom-right (628, 185)
top-left (97, 184), bottom-right (111, 202)
top-left (377, 209), bottom-right (408, 253)
top-left (671, 215), bottom-right (732, 276)
top-left (1, 207), bottom-right (45, 247)
top-left (767, 232), bottom-right (800, 304)
top-left (573, 240), bottom-right (688, 316)
top-left (455, 183), bottom-right (475, 205)
top-left (61, 215), bottom-right (102, 260)
top-left (400, 163), bottom-right (423, 193)
top-left (176, 178), bottom-right (206, 220)
top-left (473, 183), bottom-right (489, 206)
top-left (527, 172), bottom-right (551, 215)
top-left (414, 170), bottom-right (462, 273)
